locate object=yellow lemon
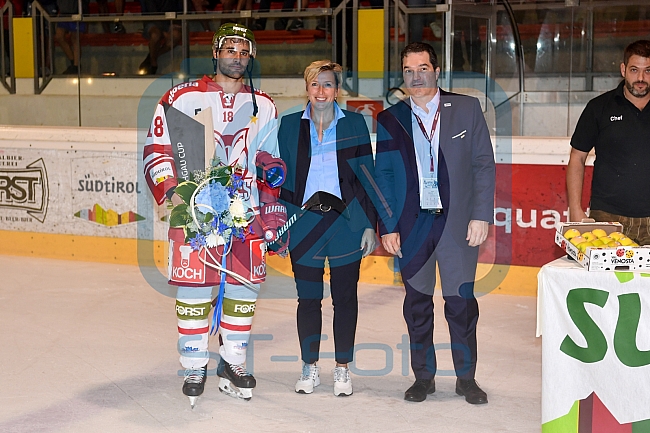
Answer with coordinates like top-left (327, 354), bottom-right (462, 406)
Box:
top-left (570, 236), bottom-right (586, 246)
top-left (609, 231), bottom-right (625, 240)
top-left (577, 242), bottom-right (594, 253)
top-left (619, 237), bottom-right (634, 246)
top-left (582, 232), bottom-right (597, 242)
top-left (564, 228), bottom-right (581, 240)
top-left (599, 236), bottom-right (613, 243)
top-left (592, 229), bottom-right (607, 238)
top-left (591, 239), bottom-right (605, 247)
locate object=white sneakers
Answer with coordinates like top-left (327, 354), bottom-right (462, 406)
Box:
top-left (295, 362), bottom-right (320, 394)
top-left (295, 363), bottom-right (353, 396)
top-left (333, 366), bottom-right (353, 397)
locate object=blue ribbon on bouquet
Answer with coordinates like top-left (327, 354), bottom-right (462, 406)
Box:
top-left (209, 242), bottom-right (229, 336)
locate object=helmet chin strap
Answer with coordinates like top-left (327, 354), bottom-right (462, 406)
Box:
top-left (247, 57), bottom-right (259, 118)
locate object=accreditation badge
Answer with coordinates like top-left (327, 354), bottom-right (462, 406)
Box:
top-left (421, 177), bottom-right (442, 209)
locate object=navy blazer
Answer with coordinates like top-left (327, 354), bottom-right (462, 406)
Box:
top-left (278, 108), bottom-right (378, 233)
top-left (374, 89), bottom-right (495, 253)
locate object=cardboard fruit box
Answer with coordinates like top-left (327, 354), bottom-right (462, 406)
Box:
top-left (555, 221), bottom-right (650, 272)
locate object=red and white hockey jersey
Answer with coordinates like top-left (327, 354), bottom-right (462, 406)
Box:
top-left (143, 75), bottom-right (279, 215)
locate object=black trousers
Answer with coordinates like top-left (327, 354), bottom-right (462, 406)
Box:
top-left (398, 211), bottom-right (479, 381)
top-left (289, 209), bottom-right (363, 365)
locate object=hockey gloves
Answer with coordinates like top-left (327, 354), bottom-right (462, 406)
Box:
top-left (255, 151), bottom-right (289, 255)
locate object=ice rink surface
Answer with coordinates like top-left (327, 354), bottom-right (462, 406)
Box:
top-left (0, 255), bottom-right (541, 432)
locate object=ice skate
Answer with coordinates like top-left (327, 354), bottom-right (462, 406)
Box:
top-left (182, 365), bottom-right (207, 409)
top-left (217, 357), bottom-right (256, 401)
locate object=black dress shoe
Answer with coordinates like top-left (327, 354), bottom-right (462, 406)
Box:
top-left (455, 378), bottom-right (488, 404)
top-left (404, 378), bottom-right (435, 402)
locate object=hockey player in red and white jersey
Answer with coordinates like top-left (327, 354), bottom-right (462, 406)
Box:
top-left (143, 23), bottom-right (283, 407)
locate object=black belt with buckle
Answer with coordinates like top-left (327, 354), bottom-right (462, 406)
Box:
top-left (301, 191), bottom-right (350, 220)
top-left (307, 203), bottom-right (336, 212)
top-left (421, 208), bottom-right (444, 215)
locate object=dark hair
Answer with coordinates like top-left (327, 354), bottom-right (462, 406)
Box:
top-left (401, 42), bottom-right (439, 70)
top-left (624, 40), bottom-right (650, 65)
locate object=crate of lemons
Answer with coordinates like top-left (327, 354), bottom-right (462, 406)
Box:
top-left (554, 222), bottom-right (650, 271)
top-left (563, 228), bottom-right (640, 253)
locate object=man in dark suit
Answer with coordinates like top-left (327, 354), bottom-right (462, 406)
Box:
top-left (374, 42), bottom-right (495, 404)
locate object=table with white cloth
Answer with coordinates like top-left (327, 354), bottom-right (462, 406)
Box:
top-left (537, 257), bottom-right (650, 432)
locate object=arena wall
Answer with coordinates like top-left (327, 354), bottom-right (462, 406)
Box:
top-left (0, 126), bottom-right (592, 296)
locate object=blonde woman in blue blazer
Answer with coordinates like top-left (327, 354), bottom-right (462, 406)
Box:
top-left (278, 60), bottom-right (378, 397)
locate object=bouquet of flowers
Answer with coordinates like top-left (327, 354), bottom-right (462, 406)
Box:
top-left (168, 158), bottom-right (259, 334)
top-left (168, 157), bottom-right (256, 251)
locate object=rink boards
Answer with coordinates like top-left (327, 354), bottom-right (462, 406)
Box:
top-left (0, 126), bottom-right (592, 296)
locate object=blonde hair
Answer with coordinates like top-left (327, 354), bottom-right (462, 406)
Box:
top-left (303, 60), bottom-right (343, 88)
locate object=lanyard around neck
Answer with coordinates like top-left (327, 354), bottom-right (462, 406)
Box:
top-left (413, 103), bottom-right (441, 172)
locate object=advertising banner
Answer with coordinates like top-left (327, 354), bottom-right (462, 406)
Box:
top-left (538, 258), bottom-right (650, 430)
top-left (0, 147), bottom-right (164, 240)
top-left (0, 152), bottom-right (49, 224)
top-left (479, 163), bottom-right (594, 267)
top-left (1, 132), bottom-right (591, 269)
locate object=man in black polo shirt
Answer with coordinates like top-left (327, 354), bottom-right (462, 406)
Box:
top-left (567, 39), bottom-right (650, 245)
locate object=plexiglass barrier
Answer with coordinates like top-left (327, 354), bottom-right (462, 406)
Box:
top-left (1, 0), bottom-right (648, 134)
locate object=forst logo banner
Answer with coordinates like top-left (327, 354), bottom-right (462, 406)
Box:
top-left (0, 157), bottom-right (49, 223)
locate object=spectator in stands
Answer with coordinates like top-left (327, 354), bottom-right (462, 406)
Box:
top-left (315, 0), bottom-right (328, 32)
top-left (54, 0), bottom-right (89, 75)
top-left (253, 0), bottom-right (309, 31)
top-left (138, 0), bottom-right (182, 75)
top-left (455, 0), bottom-right (488, 73)
top-left (409, 0), bottom-right (444, 45)
top-left (96, 0), bottom-right (126, 33)
top-left (233, 0), bottom-right (253, 13)
top-left (307, 0), bottom-right (349, 32)
top-left (27, 0), bottom-right (57, 76)
top-left (186, 0), bottom-right (254, 32)
top-left (453, 15), bottom-right (482, 73)
top-left (186, 0), bottom-right (219, 31)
